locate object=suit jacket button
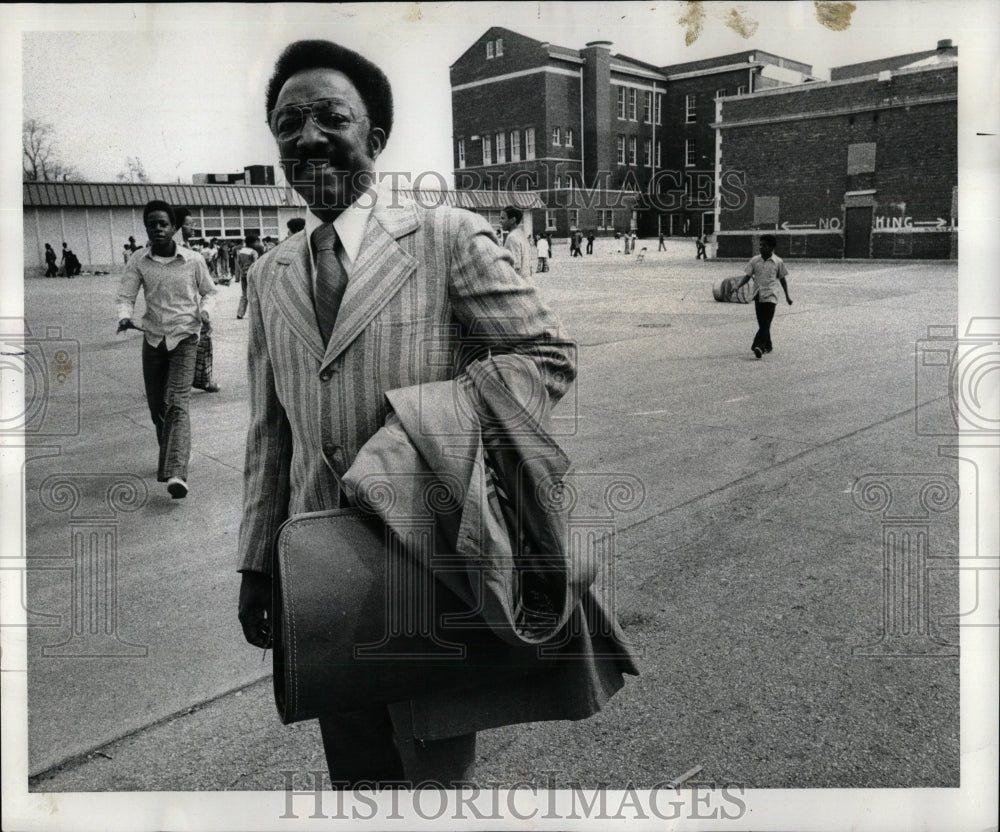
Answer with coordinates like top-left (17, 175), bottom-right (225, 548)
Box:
top-left (320, 370), bottom-right (332, 381)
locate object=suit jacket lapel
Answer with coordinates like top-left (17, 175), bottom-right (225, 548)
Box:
top-left (322, 200), bottom-right (420, 366)
top-left (269, 235), bottom-right (326, 362)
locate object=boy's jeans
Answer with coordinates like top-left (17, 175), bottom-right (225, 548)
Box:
top-left (142, 334), bottom-right (198, 482)
top-left (753, 300), bottom-right (777, 352)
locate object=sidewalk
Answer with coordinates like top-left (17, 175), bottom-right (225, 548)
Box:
top-left (20, 257), bottom-right (963, 790)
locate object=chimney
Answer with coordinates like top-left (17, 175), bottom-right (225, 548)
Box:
top-left (936, 39), bottom-right (954, 51)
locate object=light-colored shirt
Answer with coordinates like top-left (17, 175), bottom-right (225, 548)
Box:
top-left (504, 226), bottom-right (532, 279)
top-left (236, 246), bottom-right (259, 279)
top-left (304, 190), bottom-right (376, 293)
top-left (536, 237), bottom-right (550, 259)
top-left (116, 245), bottom-right (217, 350)
top-left (744, 253), bottom-right (789, 303)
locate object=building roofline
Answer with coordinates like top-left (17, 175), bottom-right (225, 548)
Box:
top-left (716, 58), bottom-right (957, 104)
top-left (448, 26), bottom-right (545, 69)
top-left (661, 49), bottom-right (812, 75)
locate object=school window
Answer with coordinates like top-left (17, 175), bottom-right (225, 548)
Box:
top-left (525, 127), bottom-right (535, 160)
top-left (737, 85), bottom-right (747, 95)
top-left (628, 136), bottom-right (637, 166)
top-left (261, 210), bottom-right (279, 239)
top-left (643, 91), bottom-right (653, 124)
top-left (486, 41), bottom-right (494, 59)
top-left (617, 87), bottom-right (626, 119)
top-left (685, 139), bottom-right (696, 167)
top-left (685, 94), bottom-right (696, 122)
top-left (495, 132), bottom-right (506, 163)
top-left (482, 135), bottom-right (492, 166)
top-left (545, 210), bottom-right (557, 230)
top-left (221, 209), bottom-right (241, 236)
top-left (715, 88), bottom-right (726, 99)
top-left (555, 175), bottom-right (562, 189)
top-left (628, 89), bottom-right (637, 121)
top-left (568, 209), bottom-right (579, 229)
top-left (655, 94), bottom-right (663, 125)
top-left (565, 128), bottom-right (574, 148)
top-left (510, 131), bottom-right (520, 162)
top-left (200, 208), bottom-right (222, 238)
top-left (599, 209), bottom-right (614, 229)
top-left (495, 38), bottom-right (503, 56)
top-left (617, 135), bottom-right (626, 165)
top-left (643, 139), bottom-right (652, 167)
top-left (552, 126), bottom-right (561, 147)
top-left (458, 139), bottom-right (466, 169)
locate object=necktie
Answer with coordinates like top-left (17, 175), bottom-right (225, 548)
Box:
top-left (312, 223), bottom-right (348, 345)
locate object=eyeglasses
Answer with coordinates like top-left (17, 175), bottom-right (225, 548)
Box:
top-left (267, 99), bottom-right (369, 141)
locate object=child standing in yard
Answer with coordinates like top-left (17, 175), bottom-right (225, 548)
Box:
top-left (733, 234), bottom-right (793, 358)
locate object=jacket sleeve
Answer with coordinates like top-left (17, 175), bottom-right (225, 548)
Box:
top-left (447, 210), bottom-right (576, 405)
top-left (237, 258), bottom-right (293, 575)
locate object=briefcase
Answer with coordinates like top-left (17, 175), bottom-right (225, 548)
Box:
top-left (272, 507), bottom-right (576, 725)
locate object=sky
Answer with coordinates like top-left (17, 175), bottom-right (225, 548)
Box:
top-left (15, 1), bottom-right (984, 187)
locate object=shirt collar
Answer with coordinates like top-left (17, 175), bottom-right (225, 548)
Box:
top-left (305, 186), bottom-right (376, 267)
top-left (143, 242), bottom-right (196, 262)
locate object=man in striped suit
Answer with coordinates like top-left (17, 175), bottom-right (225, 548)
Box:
top-left (236, 41), bottom-right (582, 786)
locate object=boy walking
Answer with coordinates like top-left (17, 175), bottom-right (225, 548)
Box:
top-left (116, 200), bottom-right (217, 498)
top-left (733, 234), bottom-right (792, 358)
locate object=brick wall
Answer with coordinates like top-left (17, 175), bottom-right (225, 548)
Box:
top-left (717, 66), bottom-right (956, 259)
top-left (450, 28), bottom-right (550, 86)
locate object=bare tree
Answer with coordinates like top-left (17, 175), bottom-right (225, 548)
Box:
top-left (22, 118), bottom-right (82, 181)
top-left (117, 156), bottom-right (151, 183)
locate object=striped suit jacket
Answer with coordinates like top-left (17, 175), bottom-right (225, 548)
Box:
top-left (237, 196), bottom-right (576, 575)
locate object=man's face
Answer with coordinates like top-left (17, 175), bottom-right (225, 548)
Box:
top-left (272, 68), bottom-right (384, 217)
top-left (145, 211), bottom-right (176, 246)
top-left (500, 211), bottom-right (516, 232)
top-left (181, 216), bottom-right (197, 242)
top-left (759, 240), bottom-right (774, 259)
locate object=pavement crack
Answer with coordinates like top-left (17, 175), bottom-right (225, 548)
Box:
top-left (28, 676), bottom-right (272, 783)
top-left (616, 393), bottom-right (951, 534)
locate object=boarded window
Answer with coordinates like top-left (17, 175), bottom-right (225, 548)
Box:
top-left (754, 196), bottom-right (779, 225)
top-left (847, 142), bottom-right (877, 174)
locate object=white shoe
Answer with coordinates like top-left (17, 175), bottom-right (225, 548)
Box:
top-left (167, 476), bottom-right (188, 499)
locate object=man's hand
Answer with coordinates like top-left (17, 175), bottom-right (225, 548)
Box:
top-left (201, 310), bottom-right (211, 322)
top-left (786, 296), bottom-right (793, 306)
top-left (238, 571), bottom-right (273, 648)
top-left (117, 318), bottom-right (133, 333)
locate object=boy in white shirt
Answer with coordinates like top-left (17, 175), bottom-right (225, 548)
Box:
top-left (733, 234), bottom-right (793, 358)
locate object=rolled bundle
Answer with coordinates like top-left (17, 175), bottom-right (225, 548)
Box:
top-left (712, 276), bottom-right (755, 303)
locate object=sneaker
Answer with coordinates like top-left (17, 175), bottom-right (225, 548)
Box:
top-left (167, 477), bottom-right (188, 499)
top-left (204, 383), bottom-right (221, 393)
top-left (752, 346), bottom-right (763, 359)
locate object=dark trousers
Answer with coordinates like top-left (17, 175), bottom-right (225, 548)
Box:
top-left (142, 334), bottom-right (198, 482)
top-left (237, 269), bottom-right (249, 318)
top-left (696, 242), bottom-right (706, 259)
top-left (45, 261), bottom-right (58, 277)
top-left (319, 706), bottom-right (476, 787)
top-left (586, 241), bottom-right (593, 254)
top-left (752, 300), bottom-right (777, 352)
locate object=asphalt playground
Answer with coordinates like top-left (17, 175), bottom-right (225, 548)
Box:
top-left (17, 240), bottom-right (961, 791)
